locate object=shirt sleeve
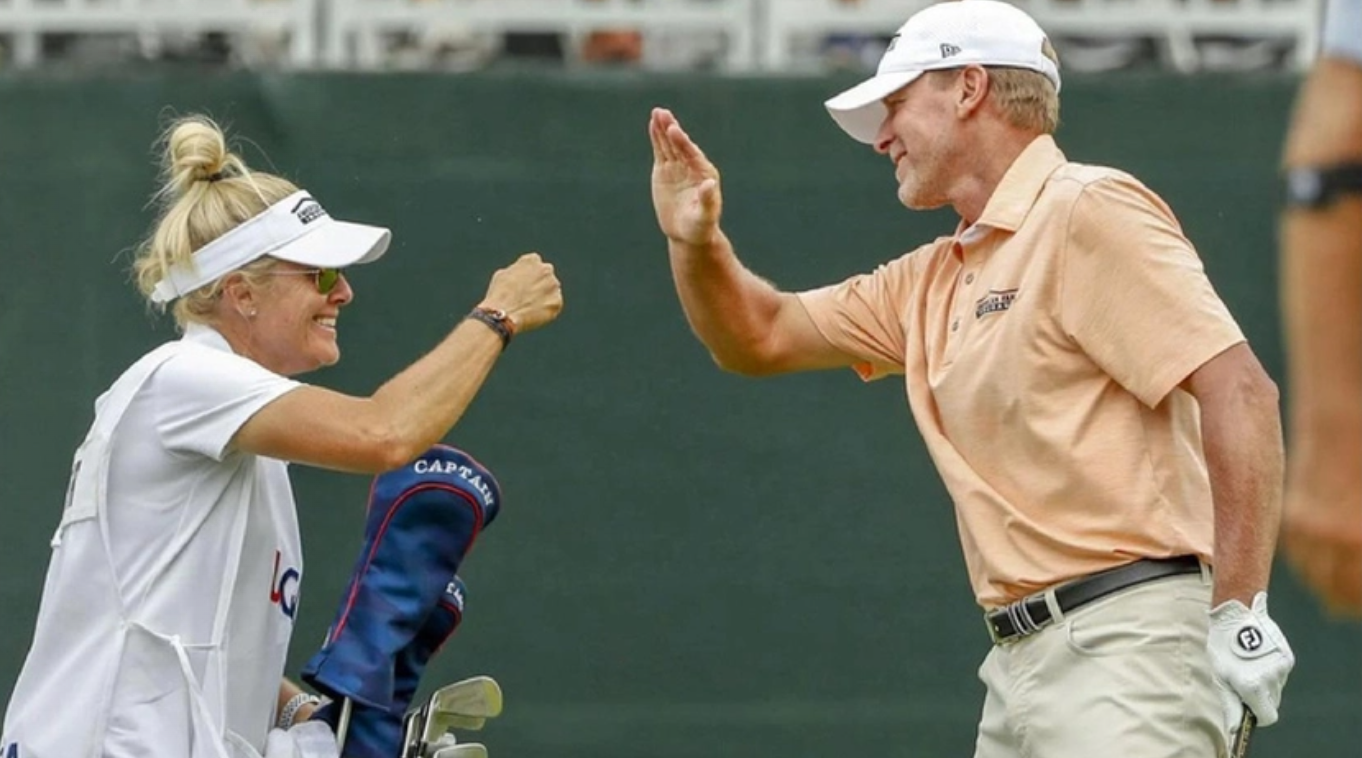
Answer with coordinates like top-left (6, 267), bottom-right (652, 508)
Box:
top-left (1060, 174), bottom-right (1245, 407)
top-left (796, 253), bottom-right (916, 381)
top-left (150, 345), bottom-right (303, 461)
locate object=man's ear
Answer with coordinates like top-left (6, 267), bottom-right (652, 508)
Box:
top-left (957, 65), bottom-right (990, 116)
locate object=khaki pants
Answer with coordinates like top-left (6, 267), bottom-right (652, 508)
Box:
top-left (973, 572), bottom-right (1227, 758)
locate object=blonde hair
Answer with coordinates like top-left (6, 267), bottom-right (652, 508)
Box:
top-left (133, 115), bottom-right (299, 328)
top-left (923, 39), bottom-right (1061, 134)
top-left (986, 38), bottom-right (1061, 134)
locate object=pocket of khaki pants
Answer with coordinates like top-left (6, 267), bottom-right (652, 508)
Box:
top-left (1064, 579), bottom-right (1205, 657)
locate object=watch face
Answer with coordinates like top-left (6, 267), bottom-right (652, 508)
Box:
top-left (1287, 168), bottom-right (1324, 204)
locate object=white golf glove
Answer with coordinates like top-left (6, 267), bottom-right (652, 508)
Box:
top-left (1206, 591), bottom-right (1295, 732)
top-left (263, 721), bottom-right (341, 758)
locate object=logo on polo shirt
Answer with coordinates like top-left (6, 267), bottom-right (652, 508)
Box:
top-left (291, 196), bottom-right (328, 225)
top-left (975, 288), bottom-right (1018, 319)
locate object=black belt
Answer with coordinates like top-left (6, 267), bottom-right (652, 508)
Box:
top-left (985, 555), bottom-right (1204, 644)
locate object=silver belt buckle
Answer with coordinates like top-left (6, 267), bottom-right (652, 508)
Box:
top-left (985, 611), bottom-right (1006, 645)
top-left (986, 595), bottom-right (1045, 645)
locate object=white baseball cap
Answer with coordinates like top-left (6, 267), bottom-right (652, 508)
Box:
top-left (151, 190), bottom-right (391, 304)
top-left (825, 0), bottom-right (1061, 144)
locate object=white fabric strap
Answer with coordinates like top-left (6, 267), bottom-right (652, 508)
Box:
top-left (151, 190), bottom-right (328, 304)
top-left (159, 629), bottom-right (236, 758)
top-left (52, 343), bottom-right (180, 546)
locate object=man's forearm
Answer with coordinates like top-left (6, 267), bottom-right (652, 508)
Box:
top-left (1201, 382), bottom-right (1286, 605)
top-left (1280, 56), bottom-right (1362, 457)
top-left (1281, 199), bottom-right (1362, 452)
top-left (667, 230), bottom-right (786, 373)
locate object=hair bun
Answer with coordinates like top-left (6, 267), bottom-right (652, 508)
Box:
top-left (135, 113), bottom-right (298, 318)
top-left (160, 116), bottom-right (237, 198)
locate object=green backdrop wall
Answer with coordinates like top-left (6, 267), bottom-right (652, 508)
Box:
top-left (0, 70), bottom-right (1357, 757)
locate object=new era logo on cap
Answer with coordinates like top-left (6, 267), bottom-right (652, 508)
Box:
top-left (940, 43), bottom-right (962, 58)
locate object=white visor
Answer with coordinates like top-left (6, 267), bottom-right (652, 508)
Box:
top-left (150, 190), bottom-right (391, 304)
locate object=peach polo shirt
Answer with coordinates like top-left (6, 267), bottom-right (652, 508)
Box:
top-left (798, 136), bottom-right (1244, 608)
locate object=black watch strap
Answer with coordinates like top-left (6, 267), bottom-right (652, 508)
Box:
top-left (1285, 164), bottom-right (1362, 209)
top-left (467, 307), bottom-right (514, 349)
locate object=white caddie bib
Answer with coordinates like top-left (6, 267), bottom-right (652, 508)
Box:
top-left (2, 340), bottom-right (302, 758)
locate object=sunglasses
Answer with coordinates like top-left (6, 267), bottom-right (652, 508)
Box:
top-left (264, 267), bottom-right (343, 295)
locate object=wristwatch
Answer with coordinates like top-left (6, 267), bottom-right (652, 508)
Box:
top-left (1285, 167), bottom-right (1328, 208)
top-left (467, 306), bottom-right (515, 349)
top-left (1284, 164), bottom-right (1362, 209)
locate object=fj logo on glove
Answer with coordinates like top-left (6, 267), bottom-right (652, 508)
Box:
top-left (1236, 626), bottom-right (1264, 652)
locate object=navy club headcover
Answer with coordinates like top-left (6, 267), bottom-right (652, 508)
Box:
top-left (311, 577), bottom-right (467, 758)
top-left (396, 574), bottom-right (468, 708)
top-left (302, 445), bottom-right (500, 713)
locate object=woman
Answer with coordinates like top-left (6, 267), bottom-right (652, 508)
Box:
top-left (0, 115), bottom-right (562, 758)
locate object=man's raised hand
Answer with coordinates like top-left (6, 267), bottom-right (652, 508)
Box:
top-left (649, 108), bottom-right (723, 246)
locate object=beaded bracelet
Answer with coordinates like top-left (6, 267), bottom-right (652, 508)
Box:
top-left (277, 692), bottom-right (321, 730)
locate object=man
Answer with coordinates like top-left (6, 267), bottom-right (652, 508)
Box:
top-left (647, 1), bottom-right (1294, 755)
top-left (1279, 0), bottom-right (1362, 615)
